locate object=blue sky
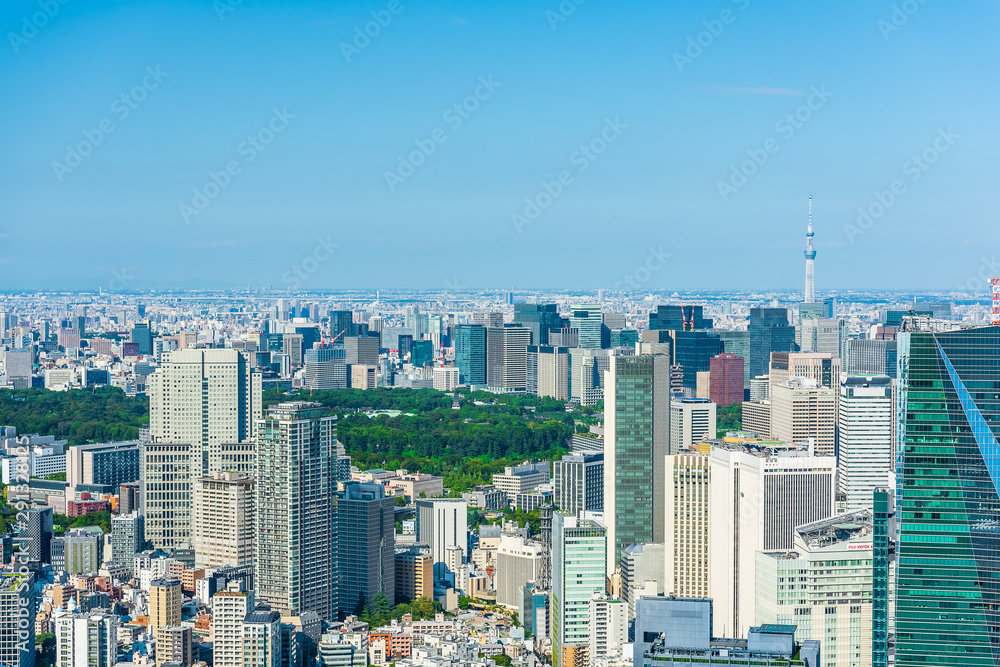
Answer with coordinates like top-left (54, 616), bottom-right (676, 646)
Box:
top-left (1, 0), bottom-right (998, 292)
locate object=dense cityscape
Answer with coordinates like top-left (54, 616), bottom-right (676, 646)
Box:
top-left (4, 2), bottom-right (996, 667)
top-left (1, 220), bottom-right (998, 667)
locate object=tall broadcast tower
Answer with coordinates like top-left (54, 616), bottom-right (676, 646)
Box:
top-left (804, 196), bottom-right (816, 303)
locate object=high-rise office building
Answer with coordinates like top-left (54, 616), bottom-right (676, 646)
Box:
top-left (798, 317), bottom-right (848, 360)
top-left (588, 596), bottom-right (627, 663)
top-left (337, 482), bottom-right (395, 614)
top-left (894, 324), bottom-right (1000, 665)
top-left (568, 303), bottom-right (602, 349)
top-left (770, 378), bottom-right (837, 456)
top-left (716, 330), bottom-right (751, 389)
top-left (527, 345), bottom-right (569, 399)
top-left (111, 513), bottom-right (145, 576)
top-left (872, 488), bottom-right (894, 667)
top-left (53, 610), bottom-right (117, 667)
top-left (193, 471), bottom-right (254, 569)
top-left (668, 398), bottom-right (717, 455)
top-left (254, 402), bottom-right (336, 619)
top-left (486, 325), bottom-right (530, 392)
top-left (553, 452), bottom-right (603, 517)
top-left (847, 338), bottom-right (898, 378)
top-left (708, 443), bottom-right (836, 638)
top-left (748, 307), bottom-right (796, 381)
top-left (454, 324), bottom-right (486, 385)
top-left (648, 305), bottom-right (713, 331)
top-left (303, 345), bottom-right (348, 390)
top-left (604, 353), bottom-right (669, 571)
top-left (551, 511), bottom-right (607, 662)
top-left (669, 331), bottom-right (725, 394)
top-left (19, 507), bottom-right (53, 562)
top-left (838, 375), bottom-right (893, 512)
top-left (415, 498), bottom-right (468, 578)
top-left (496, 534), bottom-right (545, 610)
top-left (130, 322), bottom-right (153, 357)
top-left (756, 510), bottom-right (874, 667)
top-left (569, 348), bottom-right (612, 406)
top-left (769, 351), bottom-right (841, 389)
top-left (329, 311), bottom-right (354, 338)
top-left (709, 353), bottom-right (744, 406)
top-left (513, 303), bottom-right (561, 346)
top-left (142, 442), bottom-right (193, 549)
top-left (410, 340), bottom-right (434, 368)
top-left (395, 547), bottom-right (433, 603)
top-left (148, 348), bottom-right (261, 476)
top-left (663, 451), bottom-right (711, 600)
top-left (344, 336), bottom-right (379, 366)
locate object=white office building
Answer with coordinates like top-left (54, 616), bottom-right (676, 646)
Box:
top-left (53, 610), bottom-right (117, 667)
top-left (668, 398), bottom-right (717, 454)
top-left (838, 375), bottom-right (893, 512)
top-left (708, 443), bottom-right (836, 638)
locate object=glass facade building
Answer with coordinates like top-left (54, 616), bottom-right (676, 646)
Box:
top-left (454, 324), bottom-right (486, 385)
top-left (748, 307), bottom-right (796, 381)
top-left (895, 325), bottom-right (1000, 665)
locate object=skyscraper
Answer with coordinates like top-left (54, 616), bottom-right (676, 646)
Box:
top-left (551, 511), bottom-right (607, 663)
top-left (569, 303), bottom-right (603, 349)
top-left (336, 482), bottom-right (395, 614)
top-left (148, 348), bottom-right (261, 476)
top-left (528, 345), bottom-right (569, 399)
top-left (192, 471), bottom-right (255, 569)
top-left (254, 402), bottom-right (336, 619)
top-left (708, 443), bottom-right (836, 638)
top-left (604, 353), bottom-right (669, 571)
top-left (553, 451), bottom-right (603, 517)
top-left (454, 324), bottom-right (486, 386)
top-left (303, 345), bottom-right (348, 390)
top-left (513, 303), bottom-right (561, 346)
top-left (486, 325), bottom-right (530, 392)
top-left (748, 308), bottom-right (796, 381)
top-left (668, 398), bottom-right (717, 455)
top-left (110, 513), bottom-right (145, 576)
top-left (709, 353), bottom-right (744, 406)
top-left (804, 195), bottom-right (816, 302)
top-left (770, 377), bottom-right (837, 456)
top-left (838, 375), bottom-right (893, 511)
top-left (416, 498), bottom-right (468, 579)
top-left (664, 451), bottom-right (711, 599)
top-left (141, 442), bottom-right (193, 549)
top-left (894, 324), bottom-right (1000, 665)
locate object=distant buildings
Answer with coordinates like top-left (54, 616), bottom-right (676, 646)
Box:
top-left (415, 498), bottom-right (468, 578)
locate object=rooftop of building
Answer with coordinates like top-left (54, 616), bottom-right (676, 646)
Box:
top-left (795, 508), bottom-right (873, 549)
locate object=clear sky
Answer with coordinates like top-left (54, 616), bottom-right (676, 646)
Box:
top-left (1, 0), bottom-right (998, 293)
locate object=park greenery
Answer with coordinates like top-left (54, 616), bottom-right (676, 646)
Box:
top-left (716, 403), bottom-right (742, 437)
top-left (0, 388), bottom-right (148, 445)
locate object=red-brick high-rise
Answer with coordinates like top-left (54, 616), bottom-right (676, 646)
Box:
top-left (709, 353), bottom-right (744, 406)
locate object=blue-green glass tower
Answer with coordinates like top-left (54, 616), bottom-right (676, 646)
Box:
top-left (454, 324), bottom-right (486, 385)
top-left (895, 325), bottom-right (1000, 665)
top-left (873, 488), bottom-right (893, 667)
